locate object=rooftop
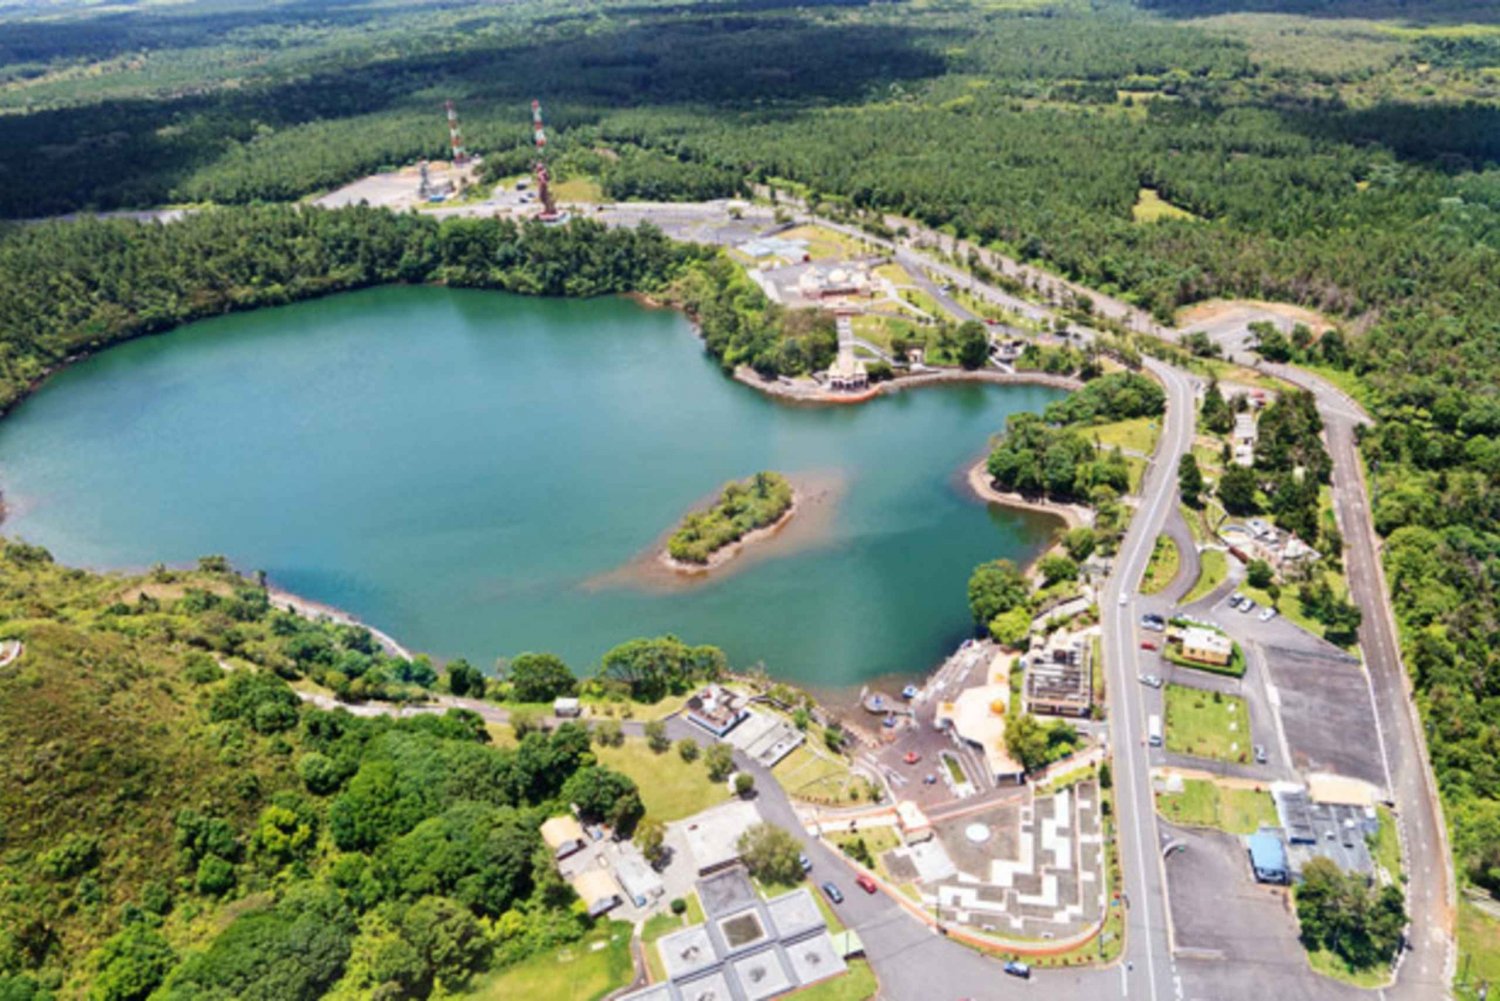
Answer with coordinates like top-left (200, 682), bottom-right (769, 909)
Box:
top-left (938, 651), bottom-right (1024, 778)
top-left (680, 800), bottom-right (763, 876)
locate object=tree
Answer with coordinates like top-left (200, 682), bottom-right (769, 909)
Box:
top-left (957, 320), bottom-right (990, 370)
top-left (446, 658), bottom-right (486, 699)
top-left (1179, 453), bottom-right (1204, 506)
top-left (644, 720), bottom-right (670, 753)
top-left (737, 823), bottom-right (804, 885)
top-left (705, 742), bottom-right (736, 783)
top-left (401, 896), bottom-right (490, 994)
top-left (734, 773), bottom-right (756, 797)
top-left (1063, 526), bottom-right (1096, 562)
top-left (1004, 714), bottom-right (1078, 772)
top-left (91, 924), bottom-right (176, 1001)
top-left (1201, 379), bottom-right (1234, 435)
top-left (1038, 554), bottom-right (1078, 586)
top-left (1218, 464), bottom-right (1260, 515)
top-left (967, 559), bottom-right (1030, 626)
top-left (677, 738), bottom-right (700, 763)
top-left (599, 635), bottom-right (727, 703)
top-left (635, 818), bottom-right (668, 867)
top-left (988, 606), bottom-right (1032, 650)
top-left (505, 653), bottom-right (576, 703)
top-left (593, 719), bottom-right (625, 748)
top-left (1295, 857), bottom-right (1405, 971)
top-left (1246, 559), bottom-right (1274, 589)
top-left (562, 766), bottom-right (643, 833)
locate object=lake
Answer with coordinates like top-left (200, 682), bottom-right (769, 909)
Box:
top-left (0, 285), bottom-right (1065, 689)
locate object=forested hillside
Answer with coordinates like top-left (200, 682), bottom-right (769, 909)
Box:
top-left (0, 540), bottom-right (726, 998)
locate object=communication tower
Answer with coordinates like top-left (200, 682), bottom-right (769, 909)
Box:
top-left (446, 99), bottom-right (468, 166)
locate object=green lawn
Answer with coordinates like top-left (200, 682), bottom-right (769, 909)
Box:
top-left (594, 738), bottom-right (728, 823)
top-left (1155, 778), bottom-right (1277, 834)
top-left (1369, 806), bottom-right (1402, 880)
top-left (1141, 534), bottom-right (1181, 596)
top-left (779, 223), bottom-right (868, 260)
top-left (830, 827), bottom-right (902, 880)
top-left (1182, 548), bottom-right (1229, 604)
top-left (1306, 946), bottom-right (1390, 989)
top-left (1090, 416), bottom-right (1161, 455)
top-left (1164, 684), bottom-right (1251, 763)
top-left (465, 921), bottom-right (633, 1001)
top-left (791, 958), bottom-right (878, 1001)
top-left (1240, 574), bottom-right (1355, 648)
top-left (773, 745), bottom-right (860, 805)
top-left (552, 176), bottom-right (605, 203)
top-left (1458, 900), bottom-right (1500, 1000)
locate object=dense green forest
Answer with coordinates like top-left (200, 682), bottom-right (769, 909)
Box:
top-left (0, 541), bottom-right (733, 999)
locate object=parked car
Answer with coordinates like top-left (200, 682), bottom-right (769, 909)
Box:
top-left (923, 773), bottom-right (938, 785)
top-left (855, 873), bottom-right (878, 894)
top-left (799, 853), bottom-right (813, 873)
top-left (1259, 607), bottom-right (1278, 622)
top-left (1139, 673), bottom-right (1163, 688)
top-left (1003, 960), bottom-right (1032, 979)
top-left (1239, 600), bottom-right (1256, 614)
top-left (1140, 614), bottom-right (1165, 632)
top-left (1119, 593), bottom-right (1129, 606)
top-left (1140, 640), bottom-right (1157, 651)
top-left (1227, 593), bottom-right (1244, 609)
top-left (821, 882), bottom-right (844, 904)
top-left (1254, 745), bottom-right (1268, 765)
top-left (903, 751), bottom-right (922, 765)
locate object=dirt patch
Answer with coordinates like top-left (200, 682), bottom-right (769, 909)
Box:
top-left (1178, 299), bottom-right (1337, 336)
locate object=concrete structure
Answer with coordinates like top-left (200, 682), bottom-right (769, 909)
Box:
top-left (540, 814), bottom-right (587, 861)
top-left (1247, 829), bottom-right (1290, 884)
top-left (679, 799), bottom-right (763, 875)
top-left (1232, 412), bottom-right (1258, 467)
top-left (724, 709), bottom-right (805, 768)
top-left (687, 685), bottom-right (750, 737)
top-left (896, 800), bottom-right (933, 843)
top-left (1273, 784), bottom-right (1377, 880)
top-left (825, 347), bottom-right (869, 392)
top-left (1024, 640), bottom-right (1092, 718)
top-left (797, 263), bottom-right (872, 300)
top-left (1221, 518), bottom-right (1321, 579)
top-left (1179, 626), bottom-right (1234, 667)
top-left (615, 845), bottom-right (666, 907)
top-left (620, 867), bottom-right (846, 1001)
top-left (936, 651), bottom-right (1025, 782)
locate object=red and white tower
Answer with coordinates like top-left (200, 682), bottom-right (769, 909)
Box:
top-left (445, 99), bottom-right (468, 165)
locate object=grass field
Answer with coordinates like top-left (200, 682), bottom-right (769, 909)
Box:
top-left (594, 737), bottom-right (728, 822)
top-left (1458, 900), bottom-right (1500, 1000)
top-left (553, 176), bottom-right (605, 203)
top-left (1164, 684), bottom-right (1251, 763)
top-left (1240, 571), bottom-right (1354, 648)
top-left (773, 745), bottom-right (861, 805)
top-left (1369, 805), bottom-right (1402, 880)
top-left (1182, 548), bottom-right (1229, 605)
top-left (1155, 778), bottom-right (1277, 834)
top-left (780, 223), bottom-right (869, 260)
top-left (851, 312), bottom-right (920, 353)
top-left (1307, 946), bottom-right (1391, 989)
top-left (466, 921), bottom-right (633, 1001)
top-left (1089, 416), bottom-right (1161, 455)
top-left (792, 958), bottom-right (878, 1001)
top-left (1133, 187), bottom-right (1199, 223)
top-left (830, 827), bottom-right (902, 880)
top-left (1141, 534), bottom-right (1181, 596)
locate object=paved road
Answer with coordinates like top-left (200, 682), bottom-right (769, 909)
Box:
top-left (1099, 357), bottom-right (1200, 1001)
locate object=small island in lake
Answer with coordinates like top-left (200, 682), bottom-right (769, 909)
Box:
top-left (665, 471), bottom-right (797, 570)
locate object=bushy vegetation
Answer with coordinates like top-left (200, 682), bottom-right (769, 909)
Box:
top-left (667, 472), bottom-right (794, 565)
top-left (0, 541), bottom-right (643, 997)
top-left (1295, 857), bottom-right (1406, 974)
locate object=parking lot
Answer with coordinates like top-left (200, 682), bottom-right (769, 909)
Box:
top-left (1166, 822), bottom-right (1366, 1001)
top-left (1263, 644), bottom-right (1388, 788)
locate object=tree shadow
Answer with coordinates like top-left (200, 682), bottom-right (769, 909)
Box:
top-left (1281, 99), bottom-right (1500, 172)
top-left (1135, 0), bottom-right (1500, 26)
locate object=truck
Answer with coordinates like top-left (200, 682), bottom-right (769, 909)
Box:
top-left (1148, 714), bottom-right (1163, 747)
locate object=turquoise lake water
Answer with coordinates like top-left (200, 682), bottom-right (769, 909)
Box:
top-left (0, 285), bottom-right (1064, 689)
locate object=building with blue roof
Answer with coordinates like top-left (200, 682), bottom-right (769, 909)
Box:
top-left (1247, 829), bottom-right (1290, 885)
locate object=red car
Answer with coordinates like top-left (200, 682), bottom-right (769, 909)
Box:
top-left (1141, 640), bottom-right (1157, 651)
top-left (903, 751), bottom-right (921, 765)
top-left (855, 873), bottom-right (878, 894)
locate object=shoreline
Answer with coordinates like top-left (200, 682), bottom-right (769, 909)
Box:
top-left (658, 489), bottom-right (800, 575)
top-left (265, 585), bottom-right (414, 661)
top-left (964, 459), bottom-right (1093, 532)
top-left (731, 364), bottom-right (1082, 406)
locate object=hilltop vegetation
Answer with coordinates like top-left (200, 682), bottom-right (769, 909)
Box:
top-left (0, 541), bottom-right (671, 999)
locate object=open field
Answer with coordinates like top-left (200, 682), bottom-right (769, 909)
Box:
top-left (780, 224), bottom-right (870, 261)
top-left (1141, 534), bottom-right (1181, 596)
top-left (1155, 777), bottom-right (1277, 834)
top-left (794, 958), bottom-right (878, 1001)
top-left (465, 921), bottom-right (633, 1001)
top-left (1458, 900), bottom-right (1500, 1000)
top-left (1306, 946), bottom-right (1391, 989)
top-left (1182, 548), bottom-right (1229, 604)
top-left (1133, 187), bottom-right (1198, 223)
top-left (1164, 685), bottom-right (1251, 763)
top-left (773, 744), bottom-right (861, 805)
top-left (1089, 416), bottom-right (1161, 455)
top-left (595, 737), bottom-right (728, 822)
top-left (553, 177), bottom-right (605, 203)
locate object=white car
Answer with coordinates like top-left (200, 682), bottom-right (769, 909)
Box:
top-left (1119, 593), bottom-right (1129, 606)
top-left (1258, 607), bottom-right (1278, 622)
